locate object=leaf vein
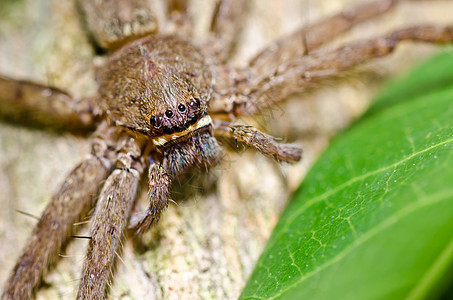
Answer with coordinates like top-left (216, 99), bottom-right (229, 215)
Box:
top-left (274, 137), bottom-right (453, 246)
top-left (268, 189), bottom-right (453, 299)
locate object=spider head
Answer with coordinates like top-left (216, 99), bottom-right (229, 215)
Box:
top-left (148, 96), bottom-right (212, 146)
top-left (98, 35), bottom-right (214, 148)
top-left (143, 69), bottom-right (211, 147)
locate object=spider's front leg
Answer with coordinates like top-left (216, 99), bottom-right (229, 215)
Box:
top-left (129, 163), bottom-right (170, 233)
top-left (78, 136), bottom-right (146, 299)
top-left (0, 76), bottom-right (99, 133)
top-left (130, 129), bottom-right (223, 233)
top-left (1, 124), bottom-right (118, 300)
top-left (228, 125), bottom-right (302, 163)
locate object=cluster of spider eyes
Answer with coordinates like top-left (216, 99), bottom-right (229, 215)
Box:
top-left (149, 98), bottom-right (201, 134)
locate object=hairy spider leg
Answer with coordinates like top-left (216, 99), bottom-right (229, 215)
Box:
top-left (249, 0), bottom-right (399, 76)
top-left (208, 0), bottom-right (400, 117)
top-left (78, 137), bottom-right (145, 299)
top-left (228, 125), bottom-right (302, 163)
top-left (129, 163), bottom-right (170, 233)
top-left (0, 76), bottom-right (98, 133)
top-left (242, 25), bottom-right (453, 116)
top-left (209, 0), bottom-right (247, 63)
top-left (131, 128), bottom-right (222, 233)
top-left (1, 127), bottom-right (117, 299)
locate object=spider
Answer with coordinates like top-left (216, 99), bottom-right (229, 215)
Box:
top-left (1, 0), bottom-right (452, 298)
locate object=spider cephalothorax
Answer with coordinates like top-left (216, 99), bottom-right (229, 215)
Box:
top-left (98, 33), bottom-right (220, 162)
top-left (1, 0), bottom-right (452, 299)
top-left (98, 35), bottom-right (213, 142)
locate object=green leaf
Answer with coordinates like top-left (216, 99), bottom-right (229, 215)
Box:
top-left (240, 50), bottom-right (453, 300)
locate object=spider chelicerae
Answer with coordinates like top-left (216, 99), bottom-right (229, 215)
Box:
top-left (1, 0), bottom-right (452, 299)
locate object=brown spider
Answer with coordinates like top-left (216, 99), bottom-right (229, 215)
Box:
top-left (1, 0), bottom-right (452, 298)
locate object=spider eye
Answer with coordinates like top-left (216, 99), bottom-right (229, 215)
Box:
top-left (188, 115), bottom-right (198, 125)
top-left (165, 110), bottom-right (174, 118)
top-left (178, 104), bottom-right (186, 112)
top-left (189, 98), bottom-right (200, 109)
top-left (150, 116), bottom-right (157, 126)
